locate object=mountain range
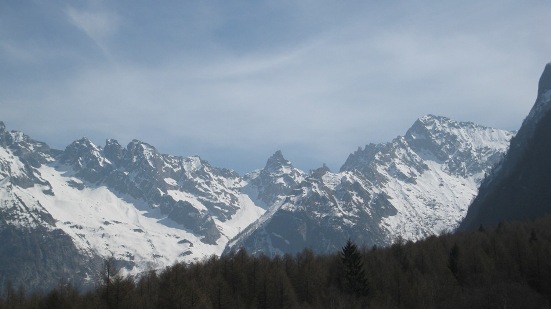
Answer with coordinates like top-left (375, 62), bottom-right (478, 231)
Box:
top-left (0, 111), bottom-right (513, 292)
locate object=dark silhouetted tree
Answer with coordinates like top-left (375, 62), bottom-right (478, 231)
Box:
top-left (448, 243), bottom-right (460, 282)
top-left (340, 239), bottom-right (369, 297)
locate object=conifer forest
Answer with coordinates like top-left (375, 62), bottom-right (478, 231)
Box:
top-left (2, 217), bottom-right (551, 308)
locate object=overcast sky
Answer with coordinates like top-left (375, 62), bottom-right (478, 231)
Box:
top-left (1, 1), bottom-right (550, 173)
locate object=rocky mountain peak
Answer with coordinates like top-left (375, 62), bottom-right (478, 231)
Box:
top-left (70, 137), bottom-right (100, 151)
top-left (62, 138), bottom-right (101, 159)
top-left (310, 164), bottom-right (331, 179)
top-left (264, 150), bottom-right (292, 172)
top-left (340, 143), bottom-right (385, 172)
top-left (405, 114), bottom-right (470, 141)
top-left (125, 140), bottom-right (160, 166)
top-left (242, 151), bottom-right (305, 209)
top-left (59, 138), bottom-right (111, 183)
top-left (127, 139), bottom-right (155, 150)
top-left (418, 114), bottom-right (451, 125)
top-left (105, 138), bottom-right (121, 147)
top-left (0, 123), bottom-right (53, 167)
top-left (104, 139), bottom-right (124, 164)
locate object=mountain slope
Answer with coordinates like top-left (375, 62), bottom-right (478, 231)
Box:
top-left (0, 124), bottom-right (265, 291)
top-left (226, 116), bottom-right (514, 255)
top-left (460, 63), bottom-right (551, 230)
top-left (0, 125), bottom-right (101, 293)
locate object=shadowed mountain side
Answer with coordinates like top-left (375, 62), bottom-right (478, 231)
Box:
top-left (460, 63), bottom-right (551, 230)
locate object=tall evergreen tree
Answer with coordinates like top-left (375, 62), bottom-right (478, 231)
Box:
top-left (340, 239), bottom-right (369, 297)
top-left (448, 243), bottom-right (460, 282)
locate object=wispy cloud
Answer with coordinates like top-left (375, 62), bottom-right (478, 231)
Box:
top-left (65, 5), bottom-right (119, 58)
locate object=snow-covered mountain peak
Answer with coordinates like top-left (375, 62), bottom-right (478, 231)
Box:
top-left (59, 138), bottom-right (110, 175)
top-left (417, 114), bottom-right (452, 126)
top-left (0, 125), bottom-right (54, 170)
top-left (123, 139), bottom-right (166, 171)
top-left (241, 151), bottom-right (306, 209)
top-left (342, 114), bottom-right (515, 182)
top-left (406, 114), bottom-right (477, 141)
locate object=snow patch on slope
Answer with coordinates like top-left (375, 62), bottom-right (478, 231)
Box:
top-left (27, 165), bottom-right (238, 277)
top-left (379, 160), bottom-right (479, 241)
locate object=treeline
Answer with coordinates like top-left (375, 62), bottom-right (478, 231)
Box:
top-left (3, 217), bottom-right (551, 308)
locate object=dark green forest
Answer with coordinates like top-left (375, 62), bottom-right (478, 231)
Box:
top-left (3, 217), bottom-right (551, 308)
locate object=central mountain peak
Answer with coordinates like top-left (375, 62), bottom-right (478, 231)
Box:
top-left (264, 150), bottom-right (293, 172)
top-left (406, 114), bottom-right (462, 139)
top-left (243, 150), bottom-right (305, 208)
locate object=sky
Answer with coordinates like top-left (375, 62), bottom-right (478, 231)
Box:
top-left (1, 1), bottom-right (550, 173)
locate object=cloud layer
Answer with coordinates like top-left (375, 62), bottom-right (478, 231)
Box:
top-left (1, 1), bottom-right (550, 172)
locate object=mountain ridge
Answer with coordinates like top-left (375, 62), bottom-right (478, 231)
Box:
top-left (225, 114), bottom-right (513, 256)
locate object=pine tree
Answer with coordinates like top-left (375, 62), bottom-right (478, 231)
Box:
top-left (340, 239), bottom-right (369, 297)
top-left (448, 243), bottom-right (460, 281)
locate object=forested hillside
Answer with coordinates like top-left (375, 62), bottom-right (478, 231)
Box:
top-left (2, 217), bottom-right (551, 308)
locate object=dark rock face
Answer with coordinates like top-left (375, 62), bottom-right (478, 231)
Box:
top-left (0, 179), bottom-right (100, 293)
top-left (0, 224), bottom-right (100, 294)
top-left (460, 63), bottom-right (551, 231)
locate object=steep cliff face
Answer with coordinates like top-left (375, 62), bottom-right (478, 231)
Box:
top-left (460, 63), bottom-right (551, 230)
